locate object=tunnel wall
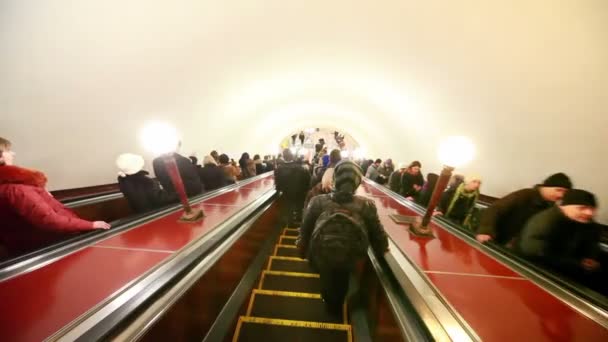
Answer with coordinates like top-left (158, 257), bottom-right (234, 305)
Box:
top-left (2, 1), bottom-right (607, 221)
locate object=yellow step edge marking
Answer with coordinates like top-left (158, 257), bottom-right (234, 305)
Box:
top-left (279, 236), bottom-right (297, 244)
top-left (284, 228), bottom-right (299, 232)
top-left (343, 302), bottom-right (348, 325)
top-left (280, 235), bottom-right (297, 240)
top-left (238, 316), bottom-right (352, 331)
top-left (246, 291), bottom-right (257, 316)
top-left (232, 317), bottom-right (245, 342)
top-left (269, 256), bottom-right (307, 262)
top-left (263, 270), bottom-right (320, 278)
top-left (276, 244), bottom-right (298, 249)
top-left (253, 289), bottom-right (322, 299)
top-left (258, 272), bottom-right (266, 289)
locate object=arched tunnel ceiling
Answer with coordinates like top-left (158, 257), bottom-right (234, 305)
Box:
top-left (1, 1), bottom-right (608, 219)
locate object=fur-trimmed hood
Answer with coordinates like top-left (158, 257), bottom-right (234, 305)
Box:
top-left (0, 165), bottom-right (48, 187)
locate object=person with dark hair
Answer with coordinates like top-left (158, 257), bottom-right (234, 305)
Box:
top-left (388, 163), bottom-right (407, 193)
top-left (297, 161), bottom-right (389, 315)
top-left (365, 159), bottom-right (382, 182)
top-left (264, 155), bottom-right (275, 172)
top-left (219, 154), bottom-right (239, 184)
top-left (477, 173), bottom-right (573, 246)
top-left (189, 156), bottom-right (199, 166)
top-left (361, 159), bottom-right (374, 175)
top-left (274, 149), bottom-right (311, 226)
top-left (116, 153), bottom-right (178, 213)
top-left (400, 161), bottom-right (424, 200)
top-left (253, 154), bottom-right (266, 175)
top-left (416, 173), bottom-right (439, 207)
top-left (0, 137), bottom-right (111, 259)
top-left (377, 159), bottom-right (394, 184)
top-left (210, 150), bottom-right (219, 163)
top-left (319, 149), bottom-right (343, 191)
top-left (239, 153), bottom-right (253, 179)
top-left (518, 189), bottom-right (602, 287)
top-left (198, 155), bottom-right (228, 191)
top-left (435, 175), bottom-right (482, 228)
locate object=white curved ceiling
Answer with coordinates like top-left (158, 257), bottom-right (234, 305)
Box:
top-left (1, 1), bottom-right (607, 220)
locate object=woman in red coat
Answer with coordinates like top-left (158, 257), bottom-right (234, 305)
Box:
top-left (0, 138), bottom-right (110, 259)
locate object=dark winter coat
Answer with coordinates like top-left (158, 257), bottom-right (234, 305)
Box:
top-left (518, 206), bottom-right (601, 273)
top-left (199, 164), bottom-right (228, 191)
top-left (274, 161), bottom-right (311, 200)
top-left (255, 162), bottom-right (266, 175)
top-left (400, 172), bottom-right (424, 198)
top-left (152, 153), bottom-right (203, 197)
top-left (388, 170), bottom-right (402, 193)
top-left (296, 194), bottom-right (389, 261)
top-left (0, 166), bottom-right (96, 257)
top-left (478, 187), bottom-right (552, 245)
top-left (118, 171), bottom-right (178, 213)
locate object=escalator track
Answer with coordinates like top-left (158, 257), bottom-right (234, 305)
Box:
top-left (232, 227), bottom-right (353, 341)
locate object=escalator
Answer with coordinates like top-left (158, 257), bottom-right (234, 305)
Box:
top-left (48, 197), bottom-right (433, 342)
top-left (232, 227), bottom-right (352, 341)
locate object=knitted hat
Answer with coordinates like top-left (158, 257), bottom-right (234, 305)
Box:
top-left (561, 189), bottom-right (597, 207)
top-left (333, 160), bottom-right (363, 193)
top-left (398, 162), bottom-right (408, 170)
top-left (542, 173), bottom-right (572, 189)
top-left (465, 174), bottom-right (482, 184)
top-left (116, 153), bottom-right (144, 177)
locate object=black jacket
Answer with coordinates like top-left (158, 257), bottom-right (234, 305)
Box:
top-left (518, 206), bottom-right (601, 273)
top-left (400, 172), bottom-right (424, 198)
top-left (255, 163), bottom-right (266, 175)
top-left (297, 194), bottom-right (389, 260)
top-left (199, 164), bottom-right (228, 191)
top-left (152, 153), bottom-right (203, 197)
top-left (117, 171), bottom-right (178, 213)
top-left (274, 161), bottom-right (311, 200)
top-left (388, 171), bottom-right (402, 193)
top-left (478, 187), bottom-right (551, 245)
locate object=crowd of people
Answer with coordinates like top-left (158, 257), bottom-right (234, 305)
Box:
top-left (0, 136), bottom-right (276, 260)
top-left (1, 132), bottom-right (605, 305)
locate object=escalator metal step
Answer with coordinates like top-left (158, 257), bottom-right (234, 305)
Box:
top-left (247, 289), bottom-right (344, 324)
top-left (268, 256), bottom-right (315, 274)
top-left (260, 270), bottom-right (321, 293)
top-left (274, 245), bottom-right (301, 258)
top-left (282, 228), bottom-right (299, 237)
top-left (279, 235), bottom-right (297, 245)
top-left (233, 316), bottom-right (351, 342)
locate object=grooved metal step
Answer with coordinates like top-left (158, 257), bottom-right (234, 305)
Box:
top-left (247, 290), bottom-right (344, 324)
top-left (233, 316), bottom-right (351, 342)
top-left (274, 245), bottom-right (301, 258)
top-left (279, 235), bottom-right (297, 245)
top-left (259, 270), bottom-right (321, 293)
top-left (268, 256), bottom-right (315, 274)
top-left (282, 228), bottom-right (299, 237)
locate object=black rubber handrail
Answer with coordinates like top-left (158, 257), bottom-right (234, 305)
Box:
top-left (0, 173), bottom-right (274, 281)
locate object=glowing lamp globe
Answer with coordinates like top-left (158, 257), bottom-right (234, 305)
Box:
top-left (437, 136), bottom-right (475, 168)
top-left (140, 121), bottom-right (180, 155)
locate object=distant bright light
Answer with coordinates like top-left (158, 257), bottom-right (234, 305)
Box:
top-left (340, 150), bottom-right (350, 158)
top-left (289, 147), bottom-right (297, 155)
top-left (304, 128), bottom-right (315, 134)
top-left (437, 136), bottom-right (475, 168)
top-left (140, 121), bottom-right (180, 155)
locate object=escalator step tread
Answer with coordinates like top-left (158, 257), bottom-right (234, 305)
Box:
top-left (275, 245), bottom-right (301, 258)
top-left (269, 257), bottom-right (315, 274)
top-left (234, 316), bottom-right (350, 342)
top-left (249, 290), bottom-right (343, 323)
top-left (279, 235), bottom-right (297, 245)
top-left (261, 271), bottom-right (321, 293)
top-left (283, 229), bottom-right (300, 237)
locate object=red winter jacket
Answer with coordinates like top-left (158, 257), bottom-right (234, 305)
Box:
top-left (0, 165), bottom-right (95, 257)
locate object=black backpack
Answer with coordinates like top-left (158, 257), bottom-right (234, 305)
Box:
top-left (310, 204), bottom-right (369, 268)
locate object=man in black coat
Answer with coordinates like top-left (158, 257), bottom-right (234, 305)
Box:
top-left (274, 148), bottom-right (311, 226)
top-left (518, 189), bottom-right (602, 289)
top-left (477, 173), bottom-right (572, 246)
top-left (198, 155), bottom-right (228, 191)
top-left (116, 153), bottom-right (178, 213)
top-left (153, 152), bottom-right (204, 197)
